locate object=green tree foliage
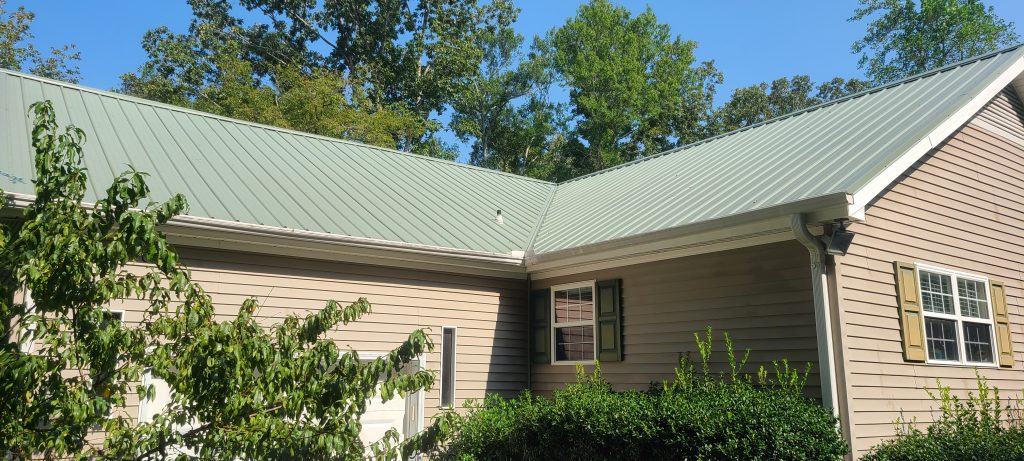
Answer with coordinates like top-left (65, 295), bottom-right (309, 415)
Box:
top-left (0, 101), bottom-right (436, 460)
top-left (851, 0), bottom-right (1020, 84)
top-left (0, 0), bottom-right (80, 82)
top-left (447, 0), bottom-right (565, 177)
top-left (537, 0), bottom-right (721, 175)
top-left (120, 0), bottom-right (517, 160)
top-left (119, 15), bottom-right (439, 157)
top-left (713, 75), bottom-right (871, 133)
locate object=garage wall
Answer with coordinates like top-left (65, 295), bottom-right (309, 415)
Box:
top-left (837, 88), bottom-right (1024, 457)
top-left (107, 247), bottom-right (529, 423)
top-left (530, 240), bottom-right (821, 398)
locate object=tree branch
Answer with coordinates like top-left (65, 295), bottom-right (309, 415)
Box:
top-left (272, 5), bottom-right (337, 51)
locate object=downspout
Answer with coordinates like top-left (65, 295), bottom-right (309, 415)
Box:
top-left (790, 213), bottom-right (840, 416)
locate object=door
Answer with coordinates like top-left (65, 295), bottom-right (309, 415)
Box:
top-left (359, 352), bottom-right (424, 449)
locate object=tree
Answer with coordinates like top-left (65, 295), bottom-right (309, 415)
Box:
top-left (0, 0), bottom-right (80, 82)
top-left (0, 101), bottom-right (437, 460)
top-left (815, 76), bottom-right (872, 102)
top-left (713, 75), bottom-right (871, 133)
top-left (120, 0), bottom-right (516, 160)
top-left (851, 0), bottom-right (1020, 84)
top-left (120, 21), bottom-right (440, 156)
top-left (537, 0), bottom-right (721, 174)
top-left (447, 0), bottom-right (562, 176)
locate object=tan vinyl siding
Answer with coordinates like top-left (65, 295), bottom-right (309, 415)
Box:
top-left (108, 247), bottom-right (528, 422)
top-left (838, 88), bottom-right (1024, 457)
top-left (531, 240), bottom-right (821, 398)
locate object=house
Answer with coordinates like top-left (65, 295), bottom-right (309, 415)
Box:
top-left (3, 44), bottom-right (1024, 458)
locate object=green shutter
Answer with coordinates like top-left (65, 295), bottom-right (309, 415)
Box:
top-left (530, 288), bottom-right (551, 364)
top-left (596, 279), bottom-right (623, 362)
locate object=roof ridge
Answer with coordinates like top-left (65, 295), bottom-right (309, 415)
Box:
top-left (0, 67), bottom-right (556, 186)
top-left (557, 43), bottom-right (1024, 185)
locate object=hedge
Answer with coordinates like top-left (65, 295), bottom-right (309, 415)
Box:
top-left (862, 373), bottom-right (1024, 461)
top-left (434, 328), bottom-right (848, 461)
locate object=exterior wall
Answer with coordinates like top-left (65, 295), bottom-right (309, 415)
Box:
top-left (530, 240), bottom-right (821, 398)
top-left (109, 246), bottom-right (529, 422)
top-left (837, 89), bottom-right (1024, 457)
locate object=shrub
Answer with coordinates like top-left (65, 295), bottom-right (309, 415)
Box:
top-left (438, 328), bottom-right (848, 460)
top-left (863, 373), bottom-right (1024, 461)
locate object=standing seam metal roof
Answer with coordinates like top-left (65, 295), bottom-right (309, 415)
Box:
top-left (0, 70), bottom-right (555, 255)
top-left (530, 44), bottom-right (1024, 254)
top-left (2, 45), bottom-right (1022, 258)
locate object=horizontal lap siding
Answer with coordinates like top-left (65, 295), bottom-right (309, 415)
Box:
top-left (839, 89), bottom-right (1024, 458)
top-left (531, 240), bottom-right (820, 398)
top-left (110, 247), bottom-right (528, 422)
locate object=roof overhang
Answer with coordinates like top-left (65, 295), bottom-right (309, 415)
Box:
top-left (525, 192), bottom-right (849, 279)
top-left (3, 192), bottom-right (529, 279)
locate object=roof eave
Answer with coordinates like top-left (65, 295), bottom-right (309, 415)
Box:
top-left (526, 191), bottom-right (852, 276)
top-left (4, 192), bottom-right (529, 278)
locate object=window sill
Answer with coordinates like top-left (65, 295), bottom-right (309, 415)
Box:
top-left (550, 360), bottom-right (597, 366)
top-left (922, 360), bottom-right (999, 369)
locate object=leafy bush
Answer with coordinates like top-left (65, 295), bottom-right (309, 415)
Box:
top-left (437, 328), bottom-right (848, 460)
top-left (863, 373), bottom-right (1024, 461)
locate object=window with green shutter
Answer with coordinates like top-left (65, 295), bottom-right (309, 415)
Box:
top-left (544, 279), bottom-right (623, 365)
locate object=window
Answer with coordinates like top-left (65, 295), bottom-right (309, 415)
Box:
top-left (440, 326), bottom-right (456, 408)
top-left (101, 309), bottom-right (124, 328)
top-left (918, 266), bottom-right (997, 365)
top-left (551, 282), bottom-right (595, 364)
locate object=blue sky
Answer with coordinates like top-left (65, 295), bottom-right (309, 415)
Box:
top-left (24, 0), bottom-right (1024, 160)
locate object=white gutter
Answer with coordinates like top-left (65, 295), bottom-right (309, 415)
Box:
top-left (790, 213), bottom-right (840, 416)
top-left (165, 213), bottom-right (525, 265)
top-left (3, 191), bottom-right (526, 268)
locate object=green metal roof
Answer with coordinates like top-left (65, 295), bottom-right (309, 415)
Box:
top-left (531, 45), bottom-right (1024, 254)
top-left (2, 45), bottom-right (1022, 259)
top-left (0, 70), bottom-right (555, 255)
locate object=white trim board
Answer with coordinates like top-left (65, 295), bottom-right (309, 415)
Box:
top-left (529, 216), bottom-right (825, 280)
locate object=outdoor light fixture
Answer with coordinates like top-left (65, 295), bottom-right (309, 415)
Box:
top-left (823, 220), bottom-right (855, 256)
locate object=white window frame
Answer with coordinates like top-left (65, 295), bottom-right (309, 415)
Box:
top-left (439, 326), bottom-right (457, 409)
top-left (916, 263), bottom-right (999, 367)
top-left (550, 280), bottom-right (597, 366)
top-left (105, 309), bottom-right (125, 324)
